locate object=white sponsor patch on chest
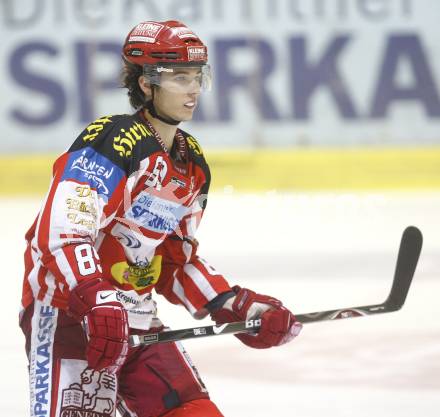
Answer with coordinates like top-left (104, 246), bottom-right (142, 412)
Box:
top-left (126, 192), bottom-right (190, 234)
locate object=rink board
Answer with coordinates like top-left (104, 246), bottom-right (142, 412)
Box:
top-left (1, 147), bottom-right (440, 195)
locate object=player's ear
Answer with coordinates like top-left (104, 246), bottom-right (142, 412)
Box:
top-left (138, 75), bottom-right (152, 97)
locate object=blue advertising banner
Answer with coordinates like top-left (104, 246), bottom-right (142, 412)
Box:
top-left (1, 0), bottom-right (439, 150)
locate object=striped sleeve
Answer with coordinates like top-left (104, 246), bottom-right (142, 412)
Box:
top-left (28, 117), bottom-right (130, 308)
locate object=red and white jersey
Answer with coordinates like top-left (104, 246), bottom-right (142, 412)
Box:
top-left (22, 112), bottom-right (231, 324)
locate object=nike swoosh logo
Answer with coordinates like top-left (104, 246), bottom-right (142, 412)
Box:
top-left (96, 291), bottom-right (118, 305)
top-left (212, 324), bottom-right (228, 335)
top-left (99, 293), bottom-right (112, 300)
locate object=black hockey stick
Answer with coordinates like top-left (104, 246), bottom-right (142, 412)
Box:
top-left (129, 226), bottom-right (422, 347)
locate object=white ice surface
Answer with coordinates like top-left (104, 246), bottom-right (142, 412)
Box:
top-left (1, 192), bottom-right (439, 416)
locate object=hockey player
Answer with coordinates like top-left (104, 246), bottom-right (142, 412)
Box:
top-left (19, 20), bottom-right (302, 417)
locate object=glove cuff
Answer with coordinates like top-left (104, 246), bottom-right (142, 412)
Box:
top-left (68, 278), bottom-right (120, 322)
top-left (230, 286), bottom-right (282, 316)
top-left (211, 286), bottom-right (284, 324)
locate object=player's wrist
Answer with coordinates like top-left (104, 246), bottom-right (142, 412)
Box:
top-left (204, 290), bottom-right (236, 314)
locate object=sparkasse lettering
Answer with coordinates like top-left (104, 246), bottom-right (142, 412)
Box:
top-left (32, 305), bottom-right (56, 417)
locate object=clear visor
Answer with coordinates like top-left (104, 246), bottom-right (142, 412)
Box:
top-left (146, 64), bottom-right (212, 94)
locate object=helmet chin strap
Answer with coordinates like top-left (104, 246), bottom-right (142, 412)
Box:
top-left (145, 99), bottom-right (181, 126)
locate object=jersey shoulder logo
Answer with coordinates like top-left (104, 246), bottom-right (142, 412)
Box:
top-left (82, 115), bottom-right (114, 143)
top-left (74, 114), bottom-right (157, 164)
top-left (185, 134), bottom-right (204, 156)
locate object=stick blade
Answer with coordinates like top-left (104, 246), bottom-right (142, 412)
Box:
top-left (385, 226), bottom-right (423, 311)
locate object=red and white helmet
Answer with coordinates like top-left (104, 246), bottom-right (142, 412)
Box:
top-left (123, 20), bottom-right (211, 91)
top-left (123, 20), bottom-right (208, 66)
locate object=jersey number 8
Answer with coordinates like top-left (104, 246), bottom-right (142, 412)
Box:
top-left (74, 243), bottom-right (102, 276)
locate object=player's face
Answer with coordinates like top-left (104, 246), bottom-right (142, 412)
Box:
top-left (154, 67), bottom-right (205, 122)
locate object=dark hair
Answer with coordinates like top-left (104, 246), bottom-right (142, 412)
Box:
top-left (121, 59), bottom-right (148, 109)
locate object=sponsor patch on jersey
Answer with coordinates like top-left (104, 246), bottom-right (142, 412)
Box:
top-left (57, 361), bottom-right (116, 416)
top-left (30, 303), bottom-right (57, 417)
top-left (113, 121), bottom-right (152, 158)
top-left (61, 148), bottom-right (124, 197)
top-left (110, 255), bottom-right (162, 290)
top-left (127, 192), bottom-right (190, 234)
top-left (116, 232), bottom-right (142, 249)
top-left (129, 22), bottom-right (164, 43)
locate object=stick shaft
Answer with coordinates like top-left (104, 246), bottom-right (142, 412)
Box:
top-left (129, 226), bottom-right (422, 347)
top-left (130, 320), bottom-right (261, 347)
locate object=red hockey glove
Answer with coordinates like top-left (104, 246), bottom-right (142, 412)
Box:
top-left (211, 286), bottom-right (302, 349)
top-left (68, 278), bottom-right (129, 373)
